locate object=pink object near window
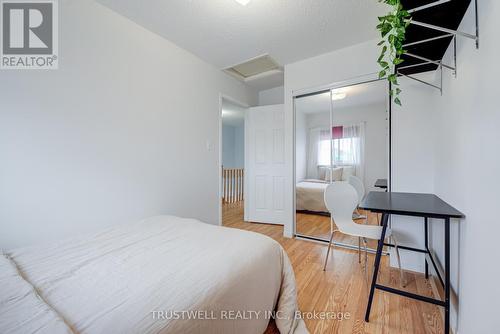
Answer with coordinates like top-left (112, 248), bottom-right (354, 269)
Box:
top-left (332, 126), bottom-right (343, 139)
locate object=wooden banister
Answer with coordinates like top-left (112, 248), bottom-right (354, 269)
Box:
top-left (222, 168), bottom-right (244, 203)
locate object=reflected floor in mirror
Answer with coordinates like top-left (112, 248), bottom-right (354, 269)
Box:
top-left (296, 209), bottom-right (380, 249)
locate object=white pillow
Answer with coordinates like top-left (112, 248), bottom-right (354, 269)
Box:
top-left (318, 166), bottom-right (328, 180)
top-left (331, 167), bottom-right (343, 181)
top-left (322, 167), bottom-right (343, 182)
top-left (341, 166), bottom-right (355, 181)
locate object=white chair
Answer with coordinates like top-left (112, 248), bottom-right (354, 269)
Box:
top-left (322, 182), bottom-right (406, 287)
top-left (348, 175), bottom-right (366, 220)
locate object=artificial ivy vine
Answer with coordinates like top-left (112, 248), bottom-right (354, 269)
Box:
top-left (376, 0), bottom-right (411, 106)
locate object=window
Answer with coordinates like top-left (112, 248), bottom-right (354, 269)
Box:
top-left (333, 137), bottom-right (359, 165)
top-left (317, 139), bottom-right (331, 166)
top-left (318, 137), bottom-right (359, 166)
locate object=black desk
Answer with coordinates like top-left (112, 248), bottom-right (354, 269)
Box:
top-left (374, 178), bottom-right (388, 190)
top-left (360, 192), bottom-right (464, 334)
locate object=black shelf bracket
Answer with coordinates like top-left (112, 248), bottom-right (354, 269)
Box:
top-left (393, 0), bottom-right (479, 97)
top-left (408, 0), bottom-right (479, 49)
top-left (397, 63), bottom-right (443, 96)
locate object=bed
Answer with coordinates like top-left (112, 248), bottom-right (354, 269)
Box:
top-left (0, 216), bottom-right (307, 334)
top-left (296, 180), bottom-right (329, 213)
top-left (296, 165), bottom-right (356, 214)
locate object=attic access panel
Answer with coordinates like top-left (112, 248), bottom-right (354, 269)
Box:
top-left (224, 55), bottom-right (280, 79)
top-left (397, 0), bottom-right (472, 75)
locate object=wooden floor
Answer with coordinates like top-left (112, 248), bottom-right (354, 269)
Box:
top-left (296, 210), bottom-right (380, 249)
top-left (223, 202), bottom-right (443, 334)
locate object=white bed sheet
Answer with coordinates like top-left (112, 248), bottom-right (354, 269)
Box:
top-left (296, 180), bottom-right (329, 213)
top-left (1, 216), bottom-right (307, 334)
top-left (0, 253), bottom-right (73, 334)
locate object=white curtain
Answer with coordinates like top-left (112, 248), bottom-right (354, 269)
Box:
top-left (306, 128), bottom-right (321, 179)
top-left (341, 123), bottom-right (365, 182)
top-left (307, 128), bottom-right (333, 180)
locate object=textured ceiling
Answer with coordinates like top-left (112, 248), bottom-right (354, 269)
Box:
top-left (96, 0), bottom-right (387, 69)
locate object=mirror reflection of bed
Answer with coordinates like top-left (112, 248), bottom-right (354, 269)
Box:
top-left (295, 80), bottom-right (388, 249)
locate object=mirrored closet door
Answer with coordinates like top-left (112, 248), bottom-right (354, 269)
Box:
top-left (294, 80), bottom-right (389, 249)
top-left (295, 90), bottom-right (333, 241)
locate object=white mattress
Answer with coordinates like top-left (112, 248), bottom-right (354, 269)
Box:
top-left (0, 216), bottom-right (307, 334)
top-left (296, 180), bottom-right (329, 213)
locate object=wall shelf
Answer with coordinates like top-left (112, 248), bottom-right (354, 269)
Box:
top-left (396, 0), bottom-right (479, 89)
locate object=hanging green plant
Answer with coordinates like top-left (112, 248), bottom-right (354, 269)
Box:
top-left (376, 0), bottom-right (411, 106)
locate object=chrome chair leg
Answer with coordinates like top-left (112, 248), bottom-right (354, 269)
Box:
top-left (353, 208), bottom-right (367, 220)
top-left (362, 237), bottom-right (369, 288)
top-left (363, 238), bottom-right (368, 268)
top-left (323, 229), bottom-right (337, 271)
top-left (393, 236), bottom-right (407, 287)
top-left (358, 237), bottom-right (361, 263)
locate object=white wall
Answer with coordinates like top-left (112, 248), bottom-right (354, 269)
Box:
top-left (305, 103), bottom-right (388, 193)
top-left (234, 125), bottom-right (244, 168)
top-left (258, 86), bottom-right (284, 105)
top-left (222, 125), bottom-right (236, 167)
top-left (425, 2), bottom-right (498, 332)
top-left (222, 124), bottom-right (244, 168)
top-left (390, 73), bottom-right (438, 272)
top-left (390, 2), bottom-right (500, 331)
top-left (0, 0), bottom-right (256, 249)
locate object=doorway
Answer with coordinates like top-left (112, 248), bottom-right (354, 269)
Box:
top-left (220, 97), bottom-right (247, 226)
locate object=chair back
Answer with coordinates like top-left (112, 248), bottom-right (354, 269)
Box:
top-left (324, 182), bottom-right (359, 233)
top-left (348, 175), bottom-right (365, 205)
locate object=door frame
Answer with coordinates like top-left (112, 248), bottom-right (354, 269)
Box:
top-left (292, 72), bottom-right (393, 247)
top-left (218, 94), bottom-right (250, 226)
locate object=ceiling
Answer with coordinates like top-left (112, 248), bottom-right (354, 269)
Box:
top-left (295, 79), bottom-right (387, 114)
top-left (97, 0), bottom-right (387, 89)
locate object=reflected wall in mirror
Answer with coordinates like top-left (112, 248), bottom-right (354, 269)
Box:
top-left (294, 80), bottom-right (389, 247)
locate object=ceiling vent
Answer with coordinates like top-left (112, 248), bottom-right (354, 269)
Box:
top-left (224, 55), bottom-right (281, 79)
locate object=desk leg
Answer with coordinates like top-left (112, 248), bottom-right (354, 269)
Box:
top-left (365, 213), bottom-right (389, 322)
top-left (445, 218), bottom-right (450, 333)
top-left (424, 217), bottom-right (429, 279)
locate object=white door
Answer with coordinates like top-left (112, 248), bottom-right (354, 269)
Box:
top-left (245, 104), bottom-right (286, 225)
